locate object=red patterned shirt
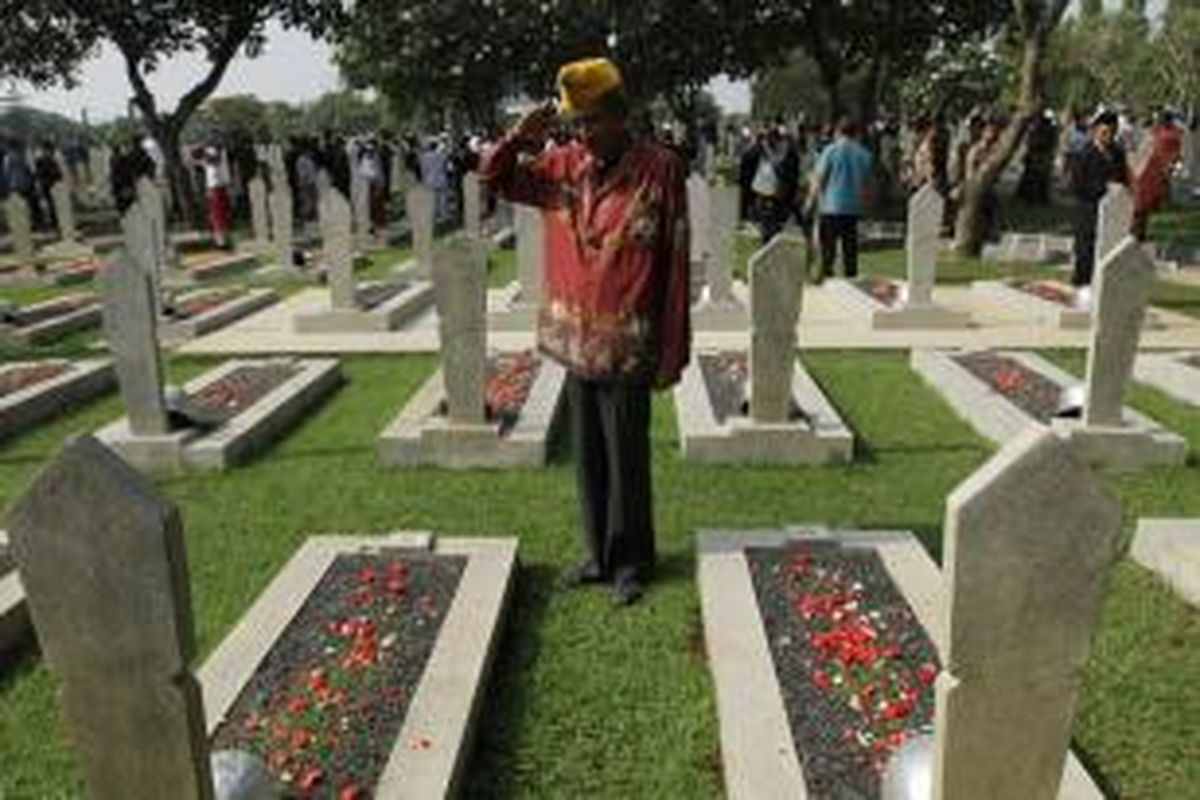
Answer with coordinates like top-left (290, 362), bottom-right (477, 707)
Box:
top-left (481, 134), bottom-right (691, 387)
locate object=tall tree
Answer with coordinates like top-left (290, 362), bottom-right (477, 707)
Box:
top-left (952, 0), bottom-right (1072, 255)
top-left (1, 1), bottom-right (345, 223)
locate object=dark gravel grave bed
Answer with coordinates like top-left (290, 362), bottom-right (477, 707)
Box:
top-left (355, 282), bottom-right (407, 312)
top-left (5, 292), bottom-right (99, 327)
top-left (747, 540), bottom-right (941, 800)
top-left (852, 277), bottom-right (901, 308)
top-left (212, 550), bottom-right (466, 798)
top-left (954, 351), bottom-right (1063, 422)
top-left (0, 362), bottom-right (70, 398)
top-left (166, 288), bottom-right (246, 320)
top-left (188, 363), bottom-right (301, 422)
top-left (1013, 280), bottom-right (1074, 308)
top-left (699, 351), bottom-right (806, 425)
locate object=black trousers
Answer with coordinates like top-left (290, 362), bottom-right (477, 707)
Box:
top-left (1073, 201), bottom-right (1099, 287)
top-left (567, 374), bottom-right (655, 580)
top-left (819, 214), bottom-right (860, 279)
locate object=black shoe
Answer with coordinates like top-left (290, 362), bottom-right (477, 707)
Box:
top-left (559, 560), bottom-right (606, 591)
top-left (611, 570), bottom-right (646, 607)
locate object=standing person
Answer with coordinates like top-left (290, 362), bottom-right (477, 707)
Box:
top-left (964, 113), bottom-right (1006, 243)
top-left (1070, 110), bottom-right (1130, 305)
top-left (5, 140), bottom-right (39, 228)
top-left (1132, 110), bottom-right (1183, 241)
top-left (202, 146), bottom-right (232, 249)
top-left (813, 118), bottom-right (874, 281)
top-left (33, 142), bottom-right (63, 233)
top-left (748, 127), bottom-right (799, 245)
top-left (480, 58), bottom-right (691, 606)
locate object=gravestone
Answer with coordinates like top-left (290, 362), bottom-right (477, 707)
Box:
top-left (5, 193), bottom-right (34, 265)
top-left (51, 180), bottom-right (80, 246)
top-left (932, 428), bottom-right (1121, 800)
top-left (435, 236), bottom-right (487, 425)
top-left (406, 184), bottom-right (435, 276)
top-left (351, 159), bottom-right (371, 251)
top-left (688, 174), bottom-right (712, 269)
top-left (1095, 183), bottom-right (1134, 270)
top-left (266, 147), bottom-right (293, 269)
top-left (7, 435), bottom-right (215, 800)
top-left (1083, 238), bottom-right (1155, 428)
top-left (136, 177), bottom-right (171, 276)
top-left (103, 213), bottom-right (169, 436)
top-left (463, 172), bottom-right (482, 238)
top-left (90, 147), bottom-right (112, 201)
top-left (707, 183), bottom-right (739, 304)
top-left (905, 184), bottom-right (944, 307)
top-left (514, 204), bottom-right (544, 305)
top-left (321, 185), bottom-right (355, 310)
top-left (749, 235), bottom-right (804, 423)
top-left (247, 176), bottom-right (270, 251)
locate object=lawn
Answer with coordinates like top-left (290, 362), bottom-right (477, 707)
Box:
top-left (0, 345), bottom-right (1197, 798)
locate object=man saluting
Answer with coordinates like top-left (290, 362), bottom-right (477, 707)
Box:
top-left (481, 58), bottom-right (691, 606)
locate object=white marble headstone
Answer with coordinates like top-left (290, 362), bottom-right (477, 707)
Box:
top-left (906, 184), bottom-right (945, 307)
top-left (321, 186), bottom-right (355, 310)
top-left (51, 181), bottom-right (79, 245)
top-left (463, 172), bottom-right (482, 238)
top-left (406, 185), bottom-right (435, 277)
top-left (749, 235), bottom-right (805, 423)
top-left (514, 204), bottom-right (544, 306)
top-left (1095, 183), bottom-right (1134, 270)
top-left (247, 176), bottom-right (270, 251)
top-left (434, 236), bottom-right (488, 425)
top-left (707, 183), bottom-right (739, 304)
top-left (5, 193), bottom-right (34, 265)
top-left (687, 174), bottom-right (711, 269)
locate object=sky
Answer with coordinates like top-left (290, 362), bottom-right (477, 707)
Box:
top-left (11, 21), bottom-right (753, 124)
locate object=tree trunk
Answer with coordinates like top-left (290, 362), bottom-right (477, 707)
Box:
top-left (952, 20), bottom-right (1053, 256)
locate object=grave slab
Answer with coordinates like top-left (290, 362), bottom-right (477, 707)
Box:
top-left (0, 528), bottom-right (28, 653)
top-left (697, 527), bottom-right (1102, 800)
top-left (826, 278), bottom-right (971, 330)
top-left (1130, 519), bottom-right (1200, 609)
top-left (97, 358), bottom-right (342, 473)
top-left (378, 356), bottom-right (567, 469)
top-left (911, 349), bottom-right (1187, 469)
top-left (199, 532), bottom-right (517, 799)
top-left (1133, 351), bottom-right (1200, 406)
top-left (293, 280), bottom-right (435, 334)
top-left (161, 288), bottom-right (278, 344)
top-left (0, 359), bottom-right (114, 440)
top-left (0, 293), bottom-right (102, 346)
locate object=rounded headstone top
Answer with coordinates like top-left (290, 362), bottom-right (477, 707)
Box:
top-left (881, 732), bottom-right (934, 800)
top-left (211, 750), bottom-right (281, 800)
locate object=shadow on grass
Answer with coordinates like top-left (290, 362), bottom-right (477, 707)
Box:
top-left (0, 633), bottom-right (40, 683)
top-left (1070, 738), bottom-right (1121, 800)
top-left (461, 562), bottom-right (557, 800)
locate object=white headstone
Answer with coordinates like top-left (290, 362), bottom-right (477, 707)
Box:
top-left (906, 184), bottom-right (945, 307)
top-left (406, 184), bottom-right (435, 277)
top-left (435, 235), bottom-right (487, 425)
top-left (463, 172), bottom-right (482, 238)
top-left (1095, 183), bottom-right (1134, 270)
top-left (5, 193), bottom-right (34, 265)
top-left (321, 186), bottom-right (355, 310)
top-left (7, 435), bottom-right (215, 800)
top-left (749, 235), bottom-right (805, 423)
top-left (351, 160), bottom-right (371, 251)
top-left (90, 147), bottom-right (113, 204)
top-left (103, 214), bottom-right (168, 436)
top-left (687, 174), bottom-right (711, 268)
top-left (932, 428), bottom-right (1121, 800)
top-left (51, 181), bottom-right (79, 245)
top-left (247, 176), bottom-right (271, 251)
top-left (514, 204), bottom-right (544, 305)
top-left (266, 147), bottom-right (293, 270)
top-left (136, 177), bottom-right (170, 277)
top-left (1083, 238), bottom-right (1155, 427)
top-left (707, 183), bottom-right (739, 304)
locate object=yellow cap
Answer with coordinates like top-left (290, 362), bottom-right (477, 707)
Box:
top-left (557, 58), bottom-right (624, 116)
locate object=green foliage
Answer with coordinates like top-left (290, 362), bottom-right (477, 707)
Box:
top-left (899, 42), bottom-right (1010, 121)
top-left (0, 106), bottom-right (89, 146)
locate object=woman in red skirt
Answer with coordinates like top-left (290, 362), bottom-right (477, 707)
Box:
top-left (204, 146), bottom-right (232, 249)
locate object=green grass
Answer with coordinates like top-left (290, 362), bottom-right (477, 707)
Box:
top-left (0, 350), bottom-right (1196, 797)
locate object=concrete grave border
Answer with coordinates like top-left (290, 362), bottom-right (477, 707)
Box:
top-left (911, 349), bottom-right (1187, 469)
top-left (696, 527), bottom-right (1103, 800)
top-left (673, 352), bottom-right (853, 465)
top-left (972, 280), bottom-right (1092, 330)
top-left (0, 359), bottom-right (113, 440)
top-left (0, 297), bottom-right (102, 346)
top-left (378, 356), bottom-right (567, 469)
top-left (96, 357), bottom-right (342, 473)
top-left (0, 529), bottom-right (29, 653)
top-left (199, 532), bottom-right (517, 799)
top-left (1133, 351), bottom-right (1200, 407)
top-left (825, 278), bottom-right (971, 330)
top-left (1131, 519), bottom-right (1200, 609)
top-left (161, 288), bottom-right (279, 343)
top-left (293, 280), bottom-right (435, 334)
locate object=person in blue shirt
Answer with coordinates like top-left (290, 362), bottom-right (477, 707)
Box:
top-left (813, 118), bottom-right (875, 280)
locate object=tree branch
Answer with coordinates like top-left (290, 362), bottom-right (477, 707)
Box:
top-left (171, 12), bottom-right (259, 128)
